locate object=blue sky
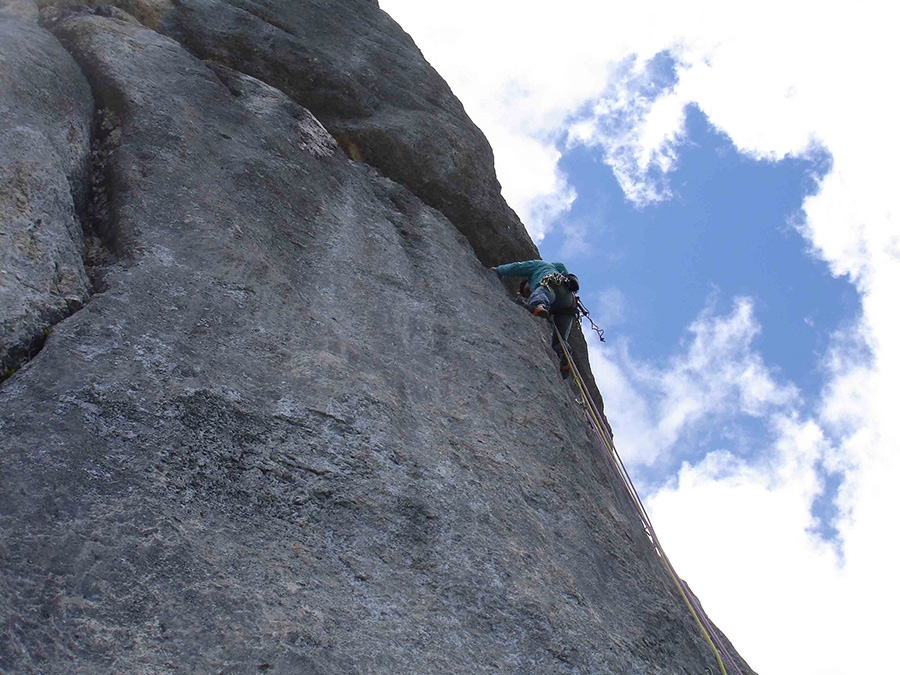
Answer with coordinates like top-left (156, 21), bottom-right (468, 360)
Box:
top-left (540, 102), bottom-right (862, 543)
top-left (544, 104), bottom-right (853, 390)
top-left (380, 2), bottom-right (899, 673)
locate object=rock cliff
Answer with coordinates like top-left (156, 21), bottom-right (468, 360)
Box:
top-left (0, 0), bottom-right (753, 672)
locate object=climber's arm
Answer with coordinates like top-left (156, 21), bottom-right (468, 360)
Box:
top-left (493, 260), bottom-right (541, 278)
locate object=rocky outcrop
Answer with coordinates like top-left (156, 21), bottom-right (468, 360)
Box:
top-left (0, 2), bottom-right (749, 673)
top-left (156, 0), bottom-right (539, 266)
top-left (37, 0), bottom-right (538, 268)
top-left (0, 5), bottom-right (93, 376)
top-left (27, 0), bottom-right (603, 409)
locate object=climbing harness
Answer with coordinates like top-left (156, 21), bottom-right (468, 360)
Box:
top-left (551, 321), bottom-right (741, 675)
top-left (537, 272), bottom-right (580, 293)
top-left (538, 272), bottom-right (568, 289)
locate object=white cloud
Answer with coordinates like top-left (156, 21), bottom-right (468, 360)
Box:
top-left (645, 386), bottom-right (900, 674)
top-left (381, 0), bottom-right (668, 235)
top-left (645, 421), bottom-right (846, 675)
top-left (380, 2), bottom-right (900, 672)
top-left (588, 297), bottom-right (798, 466)
top-left (584, 285), bottom-right (900, 674)
top-left (567, 55), bottom-right (686, 205)
top-left (587, 294), bottom-right (900, 673)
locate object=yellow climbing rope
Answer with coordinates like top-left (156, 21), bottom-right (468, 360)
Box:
top-left (552, 323), bottom-right (736, 675)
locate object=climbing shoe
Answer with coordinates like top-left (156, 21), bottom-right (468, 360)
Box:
top-left (531, 304), bottom-right (550, 318)
top-left (560, 359), bottom-right (572, 379)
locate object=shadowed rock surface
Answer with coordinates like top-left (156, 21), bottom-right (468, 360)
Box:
top-left (0, 1), bottom-right (752, 673)
top-left (155, 0), bottom-right (538, 268)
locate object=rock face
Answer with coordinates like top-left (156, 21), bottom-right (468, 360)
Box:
top-left (0, 1), bottom-right (751, 673)
top-left (155, 0), bottom-right (539, 267)
top-left (0, 8), bottom-right (93, 375)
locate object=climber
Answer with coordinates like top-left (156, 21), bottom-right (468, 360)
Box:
top-left (492, 259), bottom-right (579, 378)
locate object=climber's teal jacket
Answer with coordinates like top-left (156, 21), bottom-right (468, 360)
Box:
top-left (495, 260), bottom-right (569, 292)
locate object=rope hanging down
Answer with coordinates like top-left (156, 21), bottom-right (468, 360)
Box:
top-left (552, 321), bottom-right (741, 675)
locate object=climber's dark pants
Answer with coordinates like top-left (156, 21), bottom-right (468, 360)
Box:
top-left (551, 313), bottom-right (575, 357)
top-left (527, 285), bottom-right (576, 358)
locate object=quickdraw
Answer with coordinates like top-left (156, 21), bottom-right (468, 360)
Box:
top-left (534, 277), bottom-right (606, 343)
top-left (576, 297), bottom-right (605, 343)
top-left (548, 296), bottom-right (606, 343)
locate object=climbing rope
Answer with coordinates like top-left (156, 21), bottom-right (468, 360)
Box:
top-left (551, 321), bottom-right (741, 675)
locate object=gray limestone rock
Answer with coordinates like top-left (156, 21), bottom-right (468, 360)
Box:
top-left (154, 0), bottom-right (605, 417)
top-left (155, 0), bottom-right (539, 267)
top-left (38, 0), bottom-right (606, 418)
top-left (0, 5), bottom-right (752, 675)
top-left (0, 9), bottom-right (93, 375)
